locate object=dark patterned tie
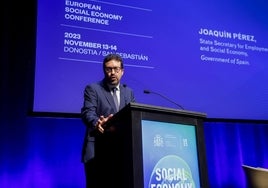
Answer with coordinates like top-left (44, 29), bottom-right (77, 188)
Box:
top-left (112, 87), bottom-right (119, 112)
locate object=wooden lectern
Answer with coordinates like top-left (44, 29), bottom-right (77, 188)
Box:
top-left (95, 102), bottom-right (209, 188)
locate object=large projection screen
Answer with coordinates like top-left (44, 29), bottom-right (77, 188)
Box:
top-left (33, 0), bottom-right (268, 120)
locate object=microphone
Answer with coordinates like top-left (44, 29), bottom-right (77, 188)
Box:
top-left (143, 90), bottom-right (185, 110)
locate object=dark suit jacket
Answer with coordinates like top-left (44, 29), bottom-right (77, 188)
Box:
top-left (81, 79), bottom-right (135, 163)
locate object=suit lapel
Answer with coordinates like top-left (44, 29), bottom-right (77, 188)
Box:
top-left (119, 84), bottom-right (125, 110)
top-left (100, 81), bottom-right (116, 110)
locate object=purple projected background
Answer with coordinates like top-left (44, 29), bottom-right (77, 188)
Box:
top-left (34, 0), bottom-right (268, 119)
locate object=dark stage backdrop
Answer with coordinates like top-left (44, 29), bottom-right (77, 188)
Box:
top-left (1, 118), bottom-right (268, 188)
top-left (1, 1), bottom-right (268, 188)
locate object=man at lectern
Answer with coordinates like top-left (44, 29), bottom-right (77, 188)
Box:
top-left (81, 53), bottom-right (135, 188)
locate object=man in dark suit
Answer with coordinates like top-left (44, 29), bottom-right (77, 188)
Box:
top-left (81, 53), bottom-right (135, 188)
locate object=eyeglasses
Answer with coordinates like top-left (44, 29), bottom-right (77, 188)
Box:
top-left (104, 67), bottom-right (122, 73)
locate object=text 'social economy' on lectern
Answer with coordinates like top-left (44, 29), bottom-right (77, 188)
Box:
top-left (95, 102), bottom-right (209, 188)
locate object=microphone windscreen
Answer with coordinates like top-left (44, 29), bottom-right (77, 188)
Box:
top-left (143, 90), bottom-right (150, 94)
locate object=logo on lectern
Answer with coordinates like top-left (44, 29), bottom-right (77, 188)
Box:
top-left (148, 155), bottom-right (195, 188)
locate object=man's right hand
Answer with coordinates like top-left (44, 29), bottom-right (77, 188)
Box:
top-left (96, 114), bottom-right (114, 133)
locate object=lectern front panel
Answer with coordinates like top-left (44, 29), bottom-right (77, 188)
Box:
top-left (141, 120), bottom-right (200, 188)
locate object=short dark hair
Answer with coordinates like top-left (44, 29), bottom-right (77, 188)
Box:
top-left (103, 54), bottom-right (124, 70)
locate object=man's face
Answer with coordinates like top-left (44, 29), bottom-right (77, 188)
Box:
top-left (104, 59), bottom-right (124, 85)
